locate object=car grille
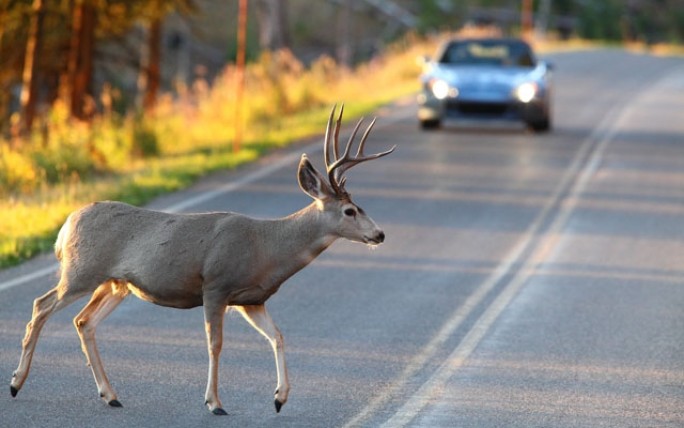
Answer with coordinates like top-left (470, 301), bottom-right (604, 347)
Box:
top-left (447, 100), bottom-right (511, 117)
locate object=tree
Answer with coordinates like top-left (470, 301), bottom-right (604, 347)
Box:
top-left (254, 0), bottom-right (290, 51)
top-left (138, 0), bottom-right (197, 112)
top-left (336, 0), bottom-right (351, 68)
top-left (0, 0), bottom-right (201, 134)
top-left (19, 0), bottom-right (45, 133)
top-left (138, 3), bottom-right (163, 112)
top-left (61, 0), bottom-right (97, 120)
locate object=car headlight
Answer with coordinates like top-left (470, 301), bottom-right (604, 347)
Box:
top-left (428, 79), bottom-right (451, 100)
top-left (515, 82), bottom-right (538, 103)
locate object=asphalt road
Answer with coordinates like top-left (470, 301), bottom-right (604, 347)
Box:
top-left (1, 49), bottom-right (683, 428)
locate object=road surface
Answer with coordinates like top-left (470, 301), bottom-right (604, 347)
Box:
top-left (1, 49), bottom-right (683, 427)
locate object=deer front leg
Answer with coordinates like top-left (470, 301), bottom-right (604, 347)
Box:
top-left (235, 305), bottom-right (290, 413)
top-left (11, 285), bottom-right (85, 397)
top-left (203, 302), bottom-right (227, 415)
top-left (73, 282), bottom-right (126, 407)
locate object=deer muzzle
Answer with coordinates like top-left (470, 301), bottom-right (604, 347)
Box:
top-left (365, 230), bottom-right (385, 245)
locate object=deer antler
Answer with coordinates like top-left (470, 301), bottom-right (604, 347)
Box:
top-left (323, 104), bottom-right (396, 196)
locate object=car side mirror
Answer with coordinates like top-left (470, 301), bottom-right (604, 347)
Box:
top-left (417, 55), bottom-right (433, 73)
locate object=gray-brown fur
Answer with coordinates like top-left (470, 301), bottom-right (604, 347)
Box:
top-left (56, 200), bottom-right (334, 308)
top-left (9, 105), bottom-right (394, 415)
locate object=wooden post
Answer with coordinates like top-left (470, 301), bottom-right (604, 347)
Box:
top-left (234, 0), bottom-right (248, 153)
top-left (521, 0), bottom-right (533, 40)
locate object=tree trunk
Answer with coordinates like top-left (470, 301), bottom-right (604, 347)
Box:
top-left (254, 0), bottom-right (290, 51)
top-left (61, 0), bottom-right (80, 109)
top-left (19, 0), bottom-right (45, 134)
top-left (143, 17), bottom-right (162, 112)
top-left (336, 1), bottom-right (351, 68)
top-left (74, 2), bottom-right (96, 119)
top-left (62, 0), bottom-right (96, 120)
top-left (0, 8), bottom-right (8, 136)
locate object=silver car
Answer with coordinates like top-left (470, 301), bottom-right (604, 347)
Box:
top-left (418, 37), bottom-right (553, 132)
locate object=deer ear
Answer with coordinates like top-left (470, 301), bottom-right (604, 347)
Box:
top-left (298, 154), bottom-right (334, 200)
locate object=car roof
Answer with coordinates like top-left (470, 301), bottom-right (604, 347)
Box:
top-left (447, 37), bottom-right (531, 46)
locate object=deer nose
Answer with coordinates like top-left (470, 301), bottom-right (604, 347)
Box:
top-left (376, 231), bottom-right (385, 243)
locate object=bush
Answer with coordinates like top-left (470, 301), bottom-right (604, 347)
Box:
top-left (0, 145), bottom-right (39, 193)
top-left (31, 131), bottom-right (97, 184)
top-left (89, 117), bottom-right (134, 169)
top-left (130, 116), bottom-right (160, 158)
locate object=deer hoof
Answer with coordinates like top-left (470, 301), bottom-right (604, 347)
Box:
top-left (212, 407), bottom-right (228, 416)
top-left (275, 399), bottom-right (283, 413)
top-left (108, 399), bottom-right (123, 407)
top-left (10, 385), bottom-right (18, 397)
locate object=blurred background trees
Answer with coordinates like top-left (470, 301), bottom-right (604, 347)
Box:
top-left (1, 0), bottom-right (683, 267)
top-left (1, 0), bottom-right (682, 141)
top-left (1, 0), bottom-right (197, 137)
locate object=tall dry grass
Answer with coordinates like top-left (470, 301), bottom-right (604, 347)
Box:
top-left (0, 33), bottom-right (436, 267)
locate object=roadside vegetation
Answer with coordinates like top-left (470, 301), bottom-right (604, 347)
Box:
top-left (0, 34), bottom-right (433, 268)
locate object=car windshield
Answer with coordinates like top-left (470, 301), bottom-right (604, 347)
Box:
top-left (439, 39), bottom-right (536, 67)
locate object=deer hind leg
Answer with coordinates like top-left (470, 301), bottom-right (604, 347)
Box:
top-left (10, 283), bottom-right (87, 397)
top-left (73, 280), bottom-right (128, 407)
top-left (235, 304), bottom-right (290, 413)
top-left (203, 302), bottom-right (227, 415)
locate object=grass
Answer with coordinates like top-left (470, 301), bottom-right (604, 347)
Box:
top-left (1, 147), bottom-right (261, 266)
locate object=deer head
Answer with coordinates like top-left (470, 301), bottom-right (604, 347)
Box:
top-left (297, 105), bottom-right (395, 246)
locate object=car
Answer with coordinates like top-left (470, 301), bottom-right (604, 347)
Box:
top-left (417, 37), bottom-right (553, 132)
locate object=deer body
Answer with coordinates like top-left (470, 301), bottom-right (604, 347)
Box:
top-left (10, 105), bottom-right (394, 416)
top-left (58, 200), bottom-right (337, 309)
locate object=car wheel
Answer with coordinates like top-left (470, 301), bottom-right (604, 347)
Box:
top-left (529, 117), bottom-right (551, 133)
top-left (420, 119), bottom-right (441, 130)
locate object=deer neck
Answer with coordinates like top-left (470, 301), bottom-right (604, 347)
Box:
top-left (272, 202), bottom-right (337, 265)
top-left (224, 203), bottom-right (336, 302)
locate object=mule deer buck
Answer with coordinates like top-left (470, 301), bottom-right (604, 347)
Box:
top-left (10, 105), bottom-right (394, 415)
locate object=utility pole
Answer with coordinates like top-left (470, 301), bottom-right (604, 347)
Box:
top-left (521, 0), bottom-right (533, 40)
top-left (235, 0), bottom-right (248, 152)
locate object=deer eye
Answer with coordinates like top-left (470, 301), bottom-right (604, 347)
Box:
top-left (344, 208), bottom-right (356, 217)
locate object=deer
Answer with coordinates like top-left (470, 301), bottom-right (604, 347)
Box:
top-left (9, 105), bottom-right (394, 415)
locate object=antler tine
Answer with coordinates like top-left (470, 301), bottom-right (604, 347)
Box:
top-left (327, 117), bottom-right (360, 186)
top-left (326, 114), bottom-right (396, 192)
top-left (323, 104), bottom-right (337, 168)
top-left (333, 103), bottom-right (344, 162)
top-left (343, 117), bottom-right (365, 162)
top-left (331, 116), bottom-right (366, 183)
top-left (355, 116), bottom-right (376, 157)
top-left (334, 144), bottom-right (396, 184)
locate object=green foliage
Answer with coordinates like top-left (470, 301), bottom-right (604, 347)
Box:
top-left (576, 2), bottom-right (623, 41)
top-left (547, 0), bottom-right (684, 44)
top-left (31, 141), bottom-right (94, 184)
top-left (415, 0), bottom-right (467, 33)
top-left (0, 145), bottom-right (39, 193)
top-left (130, 116), bottom-right (160, 158)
